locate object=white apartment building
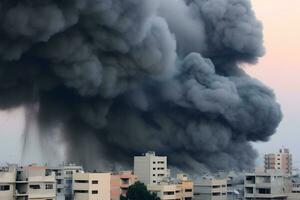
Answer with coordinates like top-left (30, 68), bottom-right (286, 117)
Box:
top-left (265, 148), bottom-right (292, 175)
top-left (244, 171), bottom-right (288, 200)
top-left (194, 176), bottom-right (227, 200)
top-left (47, 163), bottom-right (83, 200)
top-left (0, 164), bottom-right (56, 200)
top-left (73, 172), bottom-right (111, 200)
top-left (134, 152), bottom-right (168, 185)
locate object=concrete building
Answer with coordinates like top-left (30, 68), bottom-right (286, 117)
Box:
top-left (194, 176), bottom-right (227, 200)
top-left (287, 176), bottom-right (300, 200)
top-left (177, 174), bottom-right (193, 200)
top-left (134, 152), bottom-right (168, 185)
top-left (147, 176), bottom-right (193, 200)
top-left (17, 165), bottom-right (56, 200)
top-left (265, 148), bottom-right (292, 174)
top-left (111, 170), bottom-right (138, 200)
top-left (244, 171), bottom-right (288, 200)
top-left (73, 172), bottom-right (111, 200)
top-left (226, 172), bottom-right (244, 200)
top-left (47, 163), bottom-right (83, 200)
top-left (0, 165), bottom-right (16, 200)
top-left (0, 164), bottom-right (56, 200)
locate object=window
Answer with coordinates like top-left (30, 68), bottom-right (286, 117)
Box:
top-left (212, 185), bottom-right (220, 188)
top-left (163, 191), bottom-right (174, 195)
top-left (57, 180), bottom-right (62, 184)
top-left (0, 185), bottom-right (10, 191)
top-left (153, 174), bottom-right (156, 176)
top-left (57, 189), bottom-right (61, 193)
top-left (258, 188), bottom-right (271, 194)
top-left (46, 184), bottom-right (53, 190)
top-left (158, 174), bottom-right (164, 177)
top-left (153, 162), bottom-right (156, 164)
top-left (185, 189), bottom-right (192, 192)
top-left (92, 180), bottom-right (98, 184)
top-left (75, 180), bottom-right (88, 183)
top-left (92, 190), bottom-right (98, 194)
top-left (153, 168), bottom-right (156, 170)
top-left (153, 181), bottom-right (156, 183)
top-left (74, 190), bottom-right (88, 193)
top-left (212, 192), bottom-right (221, 196)
top-left (29, 185), bottom-right (41, 189)
top-left (66, 171), bottom-right (73, 175)
top-left (65, 179), bottom-right (72, 184)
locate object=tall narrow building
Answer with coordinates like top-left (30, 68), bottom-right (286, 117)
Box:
top-left (134, 152), bottom-right (168, 185)
top-left (264, 148), bottom-right (292, 174)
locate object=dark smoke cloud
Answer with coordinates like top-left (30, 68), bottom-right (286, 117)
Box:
top-left (0, 0), bottom-right (282, 173)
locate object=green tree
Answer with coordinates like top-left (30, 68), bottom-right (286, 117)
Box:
top-left (120, 181), bottom-right (160, 200)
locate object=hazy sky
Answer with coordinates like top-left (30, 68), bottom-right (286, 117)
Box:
top-left (0, 0), bottom-right (299, 167)
top-left (249, 0), bottom-right (300, 167)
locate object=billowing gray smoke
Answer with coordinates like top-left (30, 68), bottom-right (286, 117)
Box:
top-left (0, 0), bottom-right (282, 173)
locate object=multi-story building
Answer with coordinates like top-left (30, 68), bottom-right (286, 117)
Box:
top-left (47, 163), bottom-right (83, 200)
top-left (193, 176), bottom-right (227, 200)
top-left (0, 165), bottom-right (16, 200)
top-left (134, 151), bottom-right (168, 185)
top-left (287, 176), bottom-right (300, 200)
top-left (17, 165), bottom-right (56, 200)
top-left (244, 171), bottom-right (288, 200)
top-left (265, 148), bottom-right (292, 174)
top-left (226, 172), bottom-right (244, 200)
top-left (111, 170), bottom-right (138, 200)
top-left (177, 174), bottom-right (193, 200)
top-left (73, 172), bottom-right (111, 200)
top-left (147, 176), bottom-right (193, 200)
top-left (0, 164), bottom-right (56, 200)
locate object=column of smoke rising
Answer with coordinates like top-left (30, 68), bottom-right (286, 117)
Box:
top-left (0, 0), bottom-right (282, 173)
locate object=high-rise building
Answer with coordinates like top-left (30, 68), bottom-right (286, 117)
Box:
top-left (111, 170), bottom-right (138, 200)
top-left (264, 148), bottom-right (292, 174)
top-left (46, 163), bottom-right (84, 200)
top-left (73, 172), bottom-right (111, 200)
top-left (134, 151), bottom-right (168, 185)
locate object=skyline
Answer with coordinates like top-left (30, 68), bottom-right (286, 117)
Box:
top-left (0, 0), bottom-right (299, 169)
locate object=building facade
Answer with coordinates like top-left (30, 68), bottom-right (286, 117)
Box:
top-left (111, 170), bottom-right (138, 200)
top-left (134, 152), bottom-right (168, 185)
top-left (0, 165), bottom-right (16, 200)
top-left (147, 176), bottom-right (193, 200)
top-left (265, 148), bottom-right (292, 174)
top-left (73, 172), bottom-right (111, 200)
top-left (244, 171), bottom-right (288, 200)
top-left (286, 176), bottom-right (300, 200)
top-left (47, 163), bottom-right (83, 200)
top-left (194, 176), bottom-right (227, 200)
top-left (0, 164), bottom-right (56, 200)
top-left (177, 174), bottom-right (193, 200)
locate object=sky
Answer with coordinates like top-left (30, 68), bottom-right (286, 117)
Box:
top-left (248, 0), bottom-right (300, 167)
top-left (0, 0), bottom-right (299, 168)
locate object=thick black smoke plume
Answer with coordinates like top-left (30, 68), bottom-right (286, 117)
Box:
top-left (0, 0), bottom-right (282, 172)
